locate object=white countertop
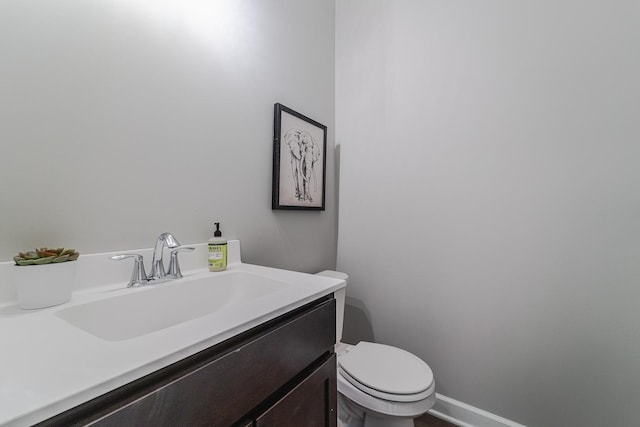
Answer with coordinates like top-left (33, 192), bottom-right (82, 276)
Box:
top-left (0, 241), bottom-right (345, 426)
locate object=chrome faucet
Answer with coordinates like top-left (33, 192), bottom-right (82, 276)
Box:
top-left (110, 232), bottom-right (195, 287)
top-left (149, 232), bottom-right (181, 280)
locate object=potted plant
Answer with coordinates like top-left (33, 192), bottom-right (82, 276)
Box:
top-left (13, 247), bottom-right (80, 309)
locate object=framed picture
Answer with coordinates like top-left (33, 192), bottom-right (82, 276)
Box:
top-left (272, 103), bottom-right (327, 210)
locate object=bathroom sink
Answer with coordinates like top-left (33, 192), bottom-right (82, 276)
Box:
top-left (56, 271), bottom-right (291, 341)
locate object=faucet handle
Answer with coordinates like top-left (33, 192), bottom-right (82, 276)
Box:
top-left (110, 253), bottom-right (149, 287)
top-left (167, 246), bottom-right (196, 279)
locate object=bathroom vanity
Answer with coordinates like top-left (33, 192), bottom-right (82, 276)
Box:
top-left (39, 296), bottom-right (336, 427)
top-left (0, 241), bottom-right (345, 427)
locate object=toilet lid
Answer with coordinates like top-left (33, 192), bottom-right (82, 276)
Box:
top-left (338, 342), bottom-right (434, 396)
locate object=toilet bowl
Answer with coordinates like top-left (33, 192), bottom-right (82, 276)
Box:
top-left (316, 271), bottom-right (436, 427)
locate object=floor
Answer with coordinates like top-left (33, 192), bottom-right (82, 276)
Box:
top-left (415, 413), bottom-right (457, 427)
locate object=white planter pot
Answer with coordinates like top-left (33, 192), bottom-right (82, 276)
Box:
top-left (13, 261), bottom-right (77, 310)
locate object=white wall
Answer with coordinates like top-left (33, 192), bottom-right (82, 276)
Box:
top-left (336, 2), bottom-right (640, 426)
top-left (0, 0), bottom-right (337, 272)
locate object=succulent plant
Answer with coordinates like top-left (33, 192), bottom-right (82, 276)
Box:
top-left (14, 247), bottom-right (80, 266)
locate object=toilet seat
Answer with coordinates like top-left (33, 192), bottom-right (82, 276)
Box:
top-left (338, 342), bottom-right (434, 403)
top-left (337, 371), bottom-right (436, 418)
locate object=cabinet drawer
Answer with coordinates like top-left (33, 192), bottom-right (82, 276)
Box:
top-left (47, 297), bottom-right (336, 427)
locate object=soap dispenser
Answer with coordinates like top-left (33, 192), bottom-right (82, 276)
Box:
top-left (208, 222), bottom-right (227, 272)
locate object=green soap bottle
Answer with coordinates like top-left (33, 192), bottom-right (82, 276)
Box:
top-left (208, 222), bottom-right (227, 272)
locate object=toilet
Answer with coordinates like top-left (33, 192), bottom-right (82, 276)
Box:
top-left (317, 271), bottom-right (436, 427)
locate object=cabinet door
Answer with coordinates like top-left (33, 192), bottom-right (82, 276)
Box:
top-left (255, 355), bottom-right (337, 427)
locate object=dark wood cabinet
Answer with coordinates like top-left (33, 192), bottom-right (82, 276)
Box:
top-left (38, 296), bottom-right (336, 427)
top-left (255, 355), bottom-right (336, 427)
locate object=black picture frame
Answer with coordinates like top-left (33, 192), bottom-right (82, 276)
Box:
top-left (272, 103), bottom-right (327, 210)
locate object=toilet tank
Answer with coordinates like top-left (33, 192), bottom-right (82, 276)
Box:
top-left (316, 270), bottom-right (348, 344)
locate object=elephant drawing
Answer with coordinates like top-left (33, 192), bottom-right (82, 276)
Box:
top-left (283, 129), bottom-right (321, 202)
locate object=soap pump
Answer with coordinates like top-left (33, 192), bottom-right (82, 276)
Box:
top-left (208, 222), bottom-right (227, 272)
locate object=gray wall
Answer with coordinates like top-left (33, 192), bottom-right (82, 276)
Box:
top-left (336, 1), bottom-right (640, 426)
top-left (0, 0), bottom-right (337, 272)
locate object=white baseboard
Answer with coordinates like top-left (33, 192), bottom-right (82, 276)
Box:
top-left (428, 393), bottom-right (527, 427)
